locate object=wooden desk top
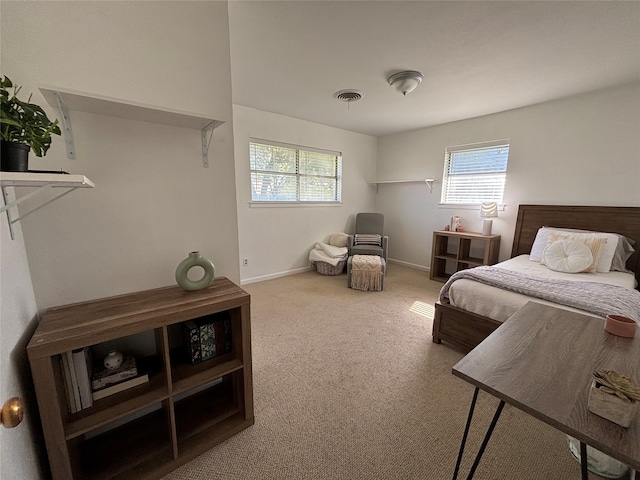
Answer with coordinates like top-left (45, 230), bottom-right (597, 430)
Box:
top-left (453, 302), bottom-right (639, 470)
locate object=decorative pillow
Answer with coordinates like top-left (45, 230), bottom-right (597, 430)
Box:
top-left (529, 227), bottom-right (617, 272)
top-left (542, 240), bottom-right (594, 273)
top-left (610, 234), bottom-right (636, 272)
top-left (329, 232), bottom-right (349, 248)
top-left (544, 233), bottom-right (605, 273)
top-left (354, 233), bottom-right (382, 246)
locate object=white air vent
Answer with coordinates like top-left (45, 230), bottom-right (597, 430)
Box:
top-left (333, 89), bottom-right (364, 102)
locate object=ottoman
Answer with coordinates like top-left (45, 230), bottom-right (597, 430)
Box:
top-left (347, 255), bottom-right (386, 291)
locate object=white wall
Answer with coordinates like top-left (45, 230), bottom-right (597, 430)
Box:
top-left (1, 1), bottom-right (239, 310)
top-left (233, 105), bottom-right (378, 283)
top-left (0, 196), bottom-right (47, 480)
top-left (376, 82), bottom-right (640, 268)
top-left (1, 2), bottom-right (237, 476)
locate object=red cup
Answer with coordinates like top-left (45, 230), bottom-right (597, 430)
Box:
top-left (604, 315), bottom-right (638, 338)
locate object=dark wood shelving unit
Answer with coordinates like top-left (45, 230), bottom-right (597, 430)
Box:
top-left (430, 230), bottom-right (501, 282)
top-left (27, 277), bottom-right (254, 480)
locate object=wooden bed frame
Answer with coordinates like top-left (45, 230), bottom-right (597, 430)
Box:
top-left (432, 204), bottom-right (640, 352)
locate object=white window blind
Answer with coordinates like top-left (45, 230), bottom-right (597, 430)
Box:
top-left (441, 140), bottom-right (510, 204)
top-left (249, 140), bottom-right (342, 203)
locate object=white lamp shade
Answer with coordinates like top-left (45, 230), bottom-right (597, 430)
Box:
top-left (480, 202), bottom-right (498, 218)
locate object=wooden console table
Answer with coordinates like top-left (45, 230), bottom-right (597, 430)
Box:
top-left (451, 302), bottom-right (639, 479)
top-left (27, 278), bottom-right (253, 480)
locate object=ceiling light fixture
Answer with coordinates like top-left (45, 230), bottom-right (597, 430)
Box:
top-left (388, 70), bottom-right (424, 96)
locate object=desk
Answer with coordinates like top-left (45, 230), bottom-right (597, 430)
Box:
top-left (451, 302), bottom-right (639, 479)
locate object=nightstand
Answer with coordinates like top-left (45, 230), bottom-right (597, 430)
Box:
top-left (430, 230), bottom-right (501, 282)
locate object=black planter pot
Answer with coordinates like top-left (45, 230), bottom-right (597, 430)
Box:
top-left (1, 141), bottom-right (30, 172)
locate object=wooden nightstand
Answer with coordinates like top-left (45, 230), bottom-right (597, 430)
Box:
top-left (430, 230), bottom-right (501, 282)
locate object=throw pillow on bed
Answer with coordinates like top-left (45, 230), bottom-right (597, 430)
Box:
top-left (529, 227), bottom-right (618, 272)
top-left (541, 240), bottom-right (594, 273)
top-left (543, 233), bottom-right (606, 273)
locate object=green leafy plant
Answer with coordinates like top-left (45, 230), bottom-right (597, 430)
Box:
top-left (594, 369), bottom-right (640, 402)
top-left (1, 75), bottom-right (61, 157)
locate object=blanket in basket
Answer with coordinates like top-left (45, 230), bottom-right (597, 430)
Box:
top-left (351, 255), bottom-right (383, 291)
top-left (439, 266), bottom-right (640, 321)
top-left (309, 242), bottom-right (348, 266)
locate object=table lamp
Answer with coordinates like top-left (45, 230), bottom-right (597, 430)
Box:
top-left (480, 202), bottom-right (498, 235)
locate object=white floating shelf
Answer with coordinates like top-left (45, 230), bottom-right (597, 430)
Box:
top-left (0, 172), bottom-right (95, 189)
top-left (39, 86), bottom-right (224, 167)
top-left (40, 86), bottom-right (222, 130)
top-left (369, 178), bottom-right (435, 192)
top-left (1, 172), bottom-right (95, 240)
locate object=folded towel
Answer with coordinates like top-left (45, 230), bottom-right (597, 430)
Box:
top-left (315, 242), bottom-right (348, 258)
top-left (309, 248), bottom-right (346, 266)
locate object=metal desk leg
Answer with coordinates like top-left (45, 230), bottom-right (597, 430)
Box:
top-left (452, 387), bottom-right (505, 480)
top-left (453, 387), bottom-right (480, 480)
top-left (580, 442), bottom-right (589, 480)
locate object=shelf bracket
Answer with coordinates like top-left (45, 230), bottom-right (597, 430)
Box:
top-left (1, 185), bottom-right (77, 240)
top-left (2, 187), bottom-right (16, 240)
top-left (201, 120), bottom-right (223, 168)
top-left (425, 178), bottom-right (434, 193)
top-left (52, 91), bottom-right (77, 160)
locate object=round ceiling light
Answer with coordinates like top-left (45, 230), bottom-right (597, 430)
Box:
top-left (388, 70), bottom-right (424, 96)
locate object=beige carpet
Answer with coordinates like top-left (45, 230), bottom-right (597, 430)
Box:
top-left (162, 263), bottom-right (626, 480)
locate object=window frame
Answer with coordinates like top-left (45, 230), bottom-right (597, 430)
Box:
top-left (249, 138), bottom-right (342, 205)
top-left (440, 139), bottom-right (510, 207)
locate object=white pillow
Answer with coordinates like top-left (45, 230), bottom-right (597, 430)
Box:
top-left (329, 232), bottom-right (349, 248)
top-left (611, 234), bottom-right (636, 272)
top-left (529, 227), bottom-right (618, 272)
top-left (542, 240), bottom-right (594, 273)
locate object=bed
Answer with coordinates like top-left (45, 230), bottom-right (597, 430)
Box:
top-left (432, 204), bottom-right (640, 352)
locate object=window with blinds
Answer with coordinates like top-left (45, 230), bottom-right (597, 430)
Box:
top-left (441, 140), bottom-right (510, 204)
top-left (249, 140), bottom-right (342, 203)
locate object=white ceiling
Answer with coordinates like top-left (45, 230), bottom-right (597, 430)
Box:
top-left (228, 1), bottom-right (640, 137)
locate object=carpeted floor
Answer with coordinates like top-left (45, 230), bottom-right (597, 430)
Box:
top-left (162, 263), bottom-right (628, 479)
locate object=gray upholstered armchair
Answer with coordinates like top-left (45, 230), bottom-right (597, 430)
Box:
top-left (348, 212), bottom-right (388, 260)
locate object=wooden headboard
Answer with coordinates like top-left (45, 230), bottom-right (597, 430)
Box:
top-left (512, 205), bottom-right (640, 286)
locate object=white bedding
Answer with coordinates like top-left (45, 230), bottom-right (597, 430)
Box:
top-left (448, 255), bottom-right (638, 322)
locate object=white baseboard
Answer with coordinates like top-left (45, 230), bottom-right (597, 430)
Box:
top-left (387, 257), bottom-right (430, 272)
top-left (240, 265), bottom-right (313, 285)
top-left (240, 259), bottom-right (429, 285)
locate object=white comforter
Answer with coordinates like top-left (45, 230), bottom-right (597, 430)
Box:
top-left (447, 255), bottom-right (638, 322)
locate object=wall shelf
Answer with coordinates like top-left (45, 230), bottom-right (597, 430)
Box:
top-left (1, 172), bottom-right (95, 240)
top-left (39, 86), bottom-right (224, 167)
top-left (369, 178), bottom-right (435, 193)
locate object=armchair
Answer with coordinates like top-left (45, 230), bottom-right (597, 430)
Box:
top-left (348, 212), bottom-right (388, 260)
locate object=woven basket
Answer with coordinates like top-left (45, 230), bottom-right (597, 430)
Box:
top-left (315, 260), bottom-right (346, 276)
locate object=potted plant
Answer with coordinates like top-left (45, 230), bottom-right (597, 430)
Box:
top-left (1, 75), bottom-right (61, 172)
top-left (588, 369), bottom-right (640, 428)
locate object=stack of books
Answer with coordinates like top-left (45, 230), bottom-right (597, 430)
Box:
top-left (61, 350), bottom-right (152, 413)
top-left (60, 347), bottom-right (93, 413)
top-left (91, 356), bottom-right (151, 401)
top-left (183, 312), bottom-right (233, 364)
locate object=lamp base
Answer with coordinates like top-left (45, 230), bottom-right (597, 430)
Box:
top-left (482, 219), bottom-right (493, 236)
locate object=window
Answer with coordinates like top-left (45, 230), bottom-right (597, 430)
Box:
top-left (249, 140), bottom-right (342, 203)
top-left (441, 140), bottom-right (510, 205)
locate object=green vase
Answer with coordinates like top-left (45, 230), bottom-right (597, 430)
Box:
top-left (175, 251), bottom-right (215, 291)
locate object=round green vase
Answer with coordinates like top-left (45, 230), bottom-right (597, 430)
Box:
top-left (175, 251), bottom-right (215, 291)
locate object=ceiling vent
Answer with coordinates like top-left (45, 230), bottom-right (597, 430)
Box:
top-left (333, 89), bottom-right (364, 103)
